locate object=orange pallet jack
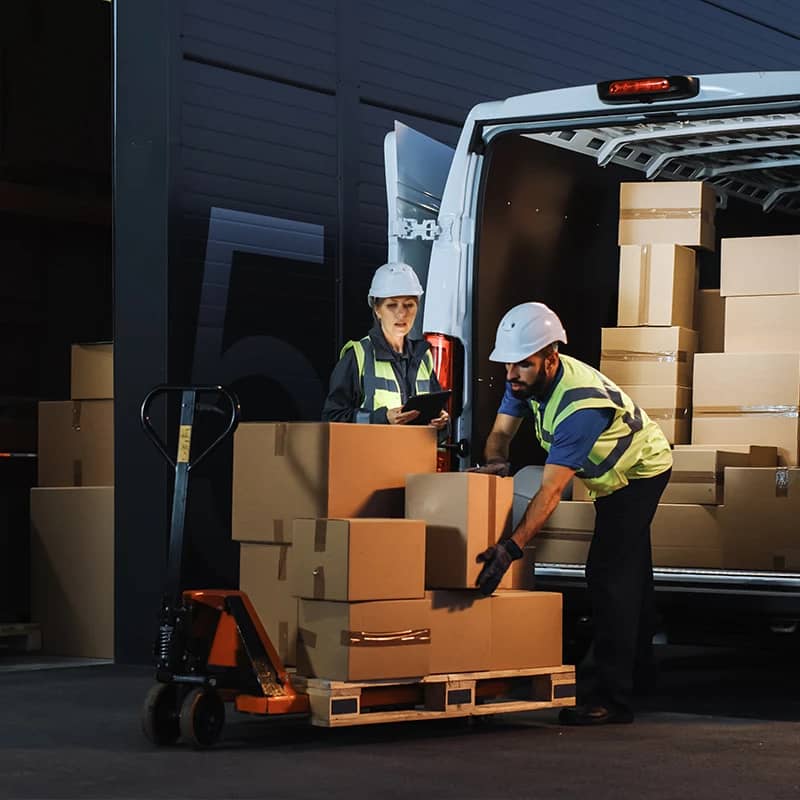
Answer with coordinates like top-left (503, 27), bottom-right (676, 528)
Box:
top-left (139, 385), bottom-right (309, 748)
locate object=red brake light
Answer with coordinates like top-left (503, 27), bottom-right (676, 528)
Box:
top-left (608, 78), bottom-right (670, 96)
top-left (597, 75), bottom-right (699, 104)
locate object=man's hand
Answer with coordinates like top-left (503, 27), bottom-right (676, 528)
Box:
top-left (475, 539), bottom-right (523, 596)
top-left (387, 407), bottom-right (420, 425)
top-left (467, 459), bottom-right (511, 477)
top-left (429, 409), bottom-right (449, 431)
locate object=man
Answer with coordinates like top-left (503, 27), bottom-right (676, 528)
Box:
top-left (474, 302), bottom-right (672, 726)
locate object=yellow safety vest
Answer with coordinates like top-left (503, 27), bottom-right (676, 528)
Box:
top-left (530, 355), bottom-right (672, 497)
top-left (341, 336), bottom-right (435, 424)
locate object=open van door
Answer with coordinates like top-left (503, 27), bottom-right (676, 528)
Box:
top-left (384, 122), bottom-right (454, 339)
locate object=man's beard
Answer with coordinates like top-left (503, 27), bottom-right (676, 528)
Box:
top-left (510, 362), bottom-right (551, 400)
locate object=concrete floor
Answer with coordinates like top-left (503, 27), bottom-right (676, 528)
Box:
top-left (2, 645), bottom-right (800, 799)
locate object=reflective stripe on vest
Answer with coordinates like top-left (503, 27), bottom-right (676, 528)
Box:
top-left (341, 337), bottom-right (434, 423)
top-left (530, 354), bottom-right (672, 496)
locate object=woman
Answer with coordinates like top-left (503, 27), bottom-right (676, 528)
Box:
top-left (322, 262), bottom-right (449, 431)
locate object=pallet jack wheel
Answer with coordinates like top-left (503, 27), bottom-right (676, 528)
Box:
top-left (179, 687), bottom-right (225, 748)
top-left (142, 683), bottom-right (181, 746)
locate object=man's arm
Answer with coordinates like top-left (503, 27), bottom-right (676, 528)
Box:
top-left (484, 412), bottom-right (523, 463)
top-left (508, 463), bottom-right (575, 549)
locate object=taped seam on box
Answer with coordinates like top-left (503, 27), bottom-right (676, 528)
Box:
top-left (693, 405), bottom-right (799, 418)
top-left (776, 468), bottom-right (790, 498)
top-left (277, 545), bottom-right (288, 581)
top-left (312, 566), bottom-right (325, 599)
top-left (601, 349), bottom-right (687, 363)
top-left (639, 245), bottom-right (651, 323)
top-left (341, 628), bottom-right (431, 647)
top-left (644, 406), bottom-right (690, 421)
top-left (274, 423), bottom-right (288, 456)
top-left (314, 520), bottom-right (327, 552)
top-left (619, 207), bottom-right (708, 221)
top-left (539, 530), bottom-right (593, 541)
top-left (298, 628), bottom-right (316, 648)
top-left (671, 470), bottom-right (719, 484)
top-left (487, 476), bottom-right (497, 546)
top-left (71, 401), bottom-right (82, 431)
top-left (273, 519), bottom-right (285, 542)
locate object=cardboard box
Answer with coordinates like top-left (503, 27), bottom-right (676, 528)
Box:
top-left (618, 181), bottom-right (716, 251)
top-left (536, 501), bottom-right (595, 563)
top-left (695, 288), bottom-right (725, 354)
top-left (37, 400), bottom-right (114, 487)
top-left (651, 504), bottom-right (725, 569)
top-left (239, 542), bottom-right (298, 666)
top-left (617, 244), bottom-right (697, 328)
top-left (426, 590), bottom-right (492, 674)
top-left (232, 423), bottom-right (437, 543)
top-left (71, 343), bottom-right (113, 400)
top-left (405, 473), bottom-right (513, 589)
top-left (720, 235), bottom-right (800, 297)
top-left (663, 448), bottom-right (751, 505)
top-left (619, 384), bottom-right (691, 445)
top-left (30, 487), bottom-right (114, 658)
top-left (600, 326), bottom-right (697, 387)
top-left (489, 591), bottom-right (562, 670)
top-left (291, 518), bottom-right (425, 601)
top-left (724, 295), bottom-right (800, 353)
top-left (297, 598), bottom-right (430, 680)
top-left (692, 353), bottom-right (800, 465)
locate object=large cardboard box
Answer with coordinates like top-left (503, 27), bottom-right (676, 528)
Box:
top-left (651, 504), bottom-right (725, 569)
top-left (30, 487), bottom-right (114, 658)
top-left (619, 384), bottom-right (691, 445)
top-left (489, 591), bottom-right (562, 670)
top-left (692, 353), bottom-right (800, 465)
top-left (37, 400), bottom-right (114, 487)
top-left (426, 590), bottom-right (492, 674)
top-left (724, 295), bottom-right (800, 353)
top-left (291, 518), bottom-right (425, 601)
top-left (71, 343), bottom-right (113, 400)
top-left (617, 244), bottom-right (697, 328)
top-left (536, 501), bottom-right (595, 563)
top-left (695, 288), bottom-right (725, 354)
top-left (618, 181), bottom-right (716, 251)
top-left (297, 598), bottom-right (430, 680)
top-left (233, 423), bottom-right (437, 543)
top-left (720, 235), bottom-right (800, 297)
top-left (239, 542), bottom-right (298, 666)
top-left (600, 326), bottom-right (697, 387)
top-left (405, 473), bottom-right (513, 589)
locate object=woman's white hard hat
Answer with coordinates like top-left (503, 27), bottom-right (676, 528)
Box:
top-left (367, 262), bottom-right (424, 307)
top-left (489, 302), bottom-right (568, 363)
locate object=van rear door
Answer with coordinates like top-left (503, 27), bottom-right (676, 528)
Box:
top-left (384, 122), bottom-right (454, 337)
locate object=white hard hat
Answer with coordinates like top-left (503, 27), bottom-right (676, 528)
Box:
top-left (489, 302), bottom-right (568, 363)
top-left (367, 262), bottom-right (424, 307)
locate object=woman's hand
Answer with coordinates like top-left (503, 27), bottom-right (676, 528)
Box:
top-left (429, 409), bottom-right (449, 431)
top-left (387, 407), bottom-right (420, 425)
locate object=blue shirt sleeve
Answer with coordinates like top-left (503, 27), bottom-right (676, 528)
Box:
top-left (497, 381), bottom-right (532, 418)
top-left (546, 407), bottom-right (615, 470)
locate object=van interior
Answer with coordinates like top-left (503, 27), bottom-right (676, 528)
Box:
top-left (474, 121), bottom-right (800, 469)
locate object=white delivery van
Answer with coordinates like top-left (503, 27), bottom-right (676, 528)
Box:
top-left (384, 72), bottom-right (800, 642)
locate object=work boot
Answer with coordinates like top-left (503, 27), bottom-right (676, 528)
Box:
top-left (558, 703), bottom-right (634, 726)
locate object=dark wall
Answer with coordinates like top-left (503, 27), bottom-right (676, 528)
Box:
top-left (114, 0), bottom-right (800, 661)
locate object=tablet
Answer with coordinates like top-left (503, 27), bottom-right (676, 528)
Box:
top-left (402, 390), bottom-right (452, 425)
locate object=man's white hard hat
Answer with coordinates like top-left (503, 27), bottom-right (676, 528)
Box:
top-left (489, 302), bottom-right (568, 363)
top-left (367, 262), bottom-right (424, 307)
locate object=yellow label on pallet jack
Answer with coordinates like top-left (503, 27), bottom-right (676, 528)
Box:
top-left (177, 425), bottom-right (192, 463)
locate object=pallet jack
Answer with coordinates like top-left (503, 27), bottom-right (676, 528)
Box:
top-left (139, 385), bottom-right (309, 748)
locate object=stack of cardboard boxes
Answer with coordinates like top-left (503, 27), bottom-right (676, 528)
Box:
top-left (233, 423), bottom-right (563, 682)
top-left (30, 343), bottom-right (114, 658)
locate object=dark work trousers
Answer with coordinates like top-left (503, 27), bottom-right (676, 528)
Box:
top-left (583, 468), bottom-right (671, 711)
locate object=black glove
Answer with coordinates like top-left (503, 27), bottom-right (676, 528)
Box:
top-left (475, 538), bottom-right (524, 596)
top-left (466, 459), bottom-right (511, 478)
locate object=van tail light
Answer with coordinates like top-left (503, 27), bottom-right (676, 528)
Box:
top-left (597, 75), bottom-right (699, 104)
top-left (424, 332), bottom-right (460, 473)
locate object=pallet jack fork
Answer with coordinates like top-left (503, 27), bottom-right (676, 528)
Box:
top-left (139, 385), bottom-right (309, 748)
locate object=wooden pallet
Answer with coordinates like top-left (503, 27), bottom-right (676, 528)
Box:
top-left (292, 664), bottom-right (575, 727)
top-left (0, 623), bottom-right (42, 653)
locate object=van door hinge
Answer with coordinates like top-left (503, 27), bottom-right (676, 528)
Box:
top-left (396, 218), bottom-right (441, 241)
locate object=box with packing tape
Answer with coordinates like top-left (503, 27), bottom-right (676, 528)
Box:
top-left (291, 518), bottom-right (425, 602)
top-left (600, 326), bottom-right (697, 387)
top-left (38, 400), bottom-right (114, 487)
top-left (239, 542), bottom-right (298, 666)
top-left (692, 353), bottom-right (800, 465)
top-left (297, 598), bottom-right (431, 681)
top-left (720, 235), bottom-right (800, 297)
top-left (426, 590), bottom-right (492, 674)
top-left (619, 384), bottom-right (691, 445)
top-left (232, 423), bottom-right (437, 543)
top-left (535, 501), bottom-right (595, 565)
top-left (694, 288), bottom-right (725, 354)
top-left (617, 244), bottom-right (697, 328)
top-left (618, 181), bottom-right (716, 251)
top-left (405, 472), bottom-right (522, 589)
top-left (71, 343), bottom-right (113, 400)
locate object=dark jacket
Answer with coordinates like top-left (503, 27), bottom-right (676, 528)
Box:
top-left (321, 324), bottom-right (443, 423)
